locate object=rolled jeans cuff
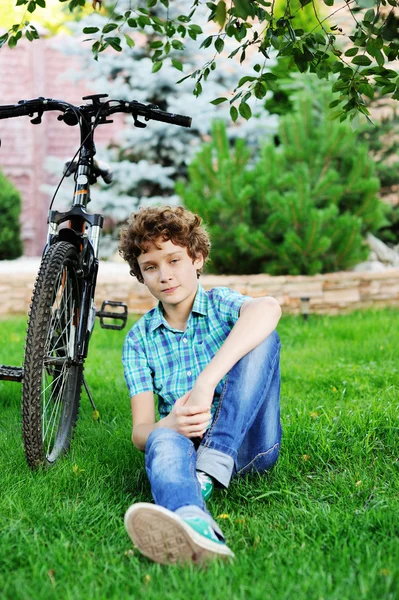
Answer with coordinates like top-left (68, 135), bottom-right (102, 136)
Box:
top-left (196, 446), bottom-right (234, 488)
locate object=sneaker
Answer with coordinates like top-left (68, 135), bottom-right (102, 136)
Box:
top-left (197, 470), bottom-right (214, 502)
top-left (124, 503), bottom-right (234, 565)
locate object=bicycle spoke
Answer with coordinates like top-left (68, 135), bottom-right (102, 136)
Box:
top-left (40, 265), bottom-right (79, 458)
top-left (42, 368), bottom-right (66, 399)
top-left (42, 363), bottom-right (67, 452)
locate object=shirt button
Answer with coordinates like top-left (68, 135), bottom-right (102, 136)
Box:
top-left (183, 338), bottom-right (188, 343)
top-left (187, 371), bottom-right (192, 377)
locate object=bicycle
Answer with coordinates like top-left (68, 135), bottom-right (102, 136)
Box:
top-left (0, 94), bottom-right (191, 470)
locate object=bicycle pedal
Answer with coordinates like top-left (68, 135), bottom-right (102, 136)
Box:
top-left (96, 300), bottom-right (128, 330)
top-left (0, 364), bottom-right (24, 382)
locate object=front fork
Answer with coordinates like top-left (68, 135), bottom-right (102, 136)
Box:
top-left (45, 211), bottom-right (104, 362)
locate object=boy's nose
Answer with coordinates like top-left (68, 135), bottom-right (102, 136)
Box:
top-left (159, 267), bottom-right (173, 282)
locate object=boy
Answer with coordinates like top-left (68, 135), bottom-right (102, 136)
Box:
top-left (119, 205), bottom-right (282, 565)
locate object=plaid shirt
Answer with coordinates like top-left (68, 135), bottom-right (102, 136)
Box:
top-left (122, 284), bottom-right (250, 418)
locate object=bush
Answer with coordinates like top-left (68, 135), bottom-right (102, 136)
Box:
top-left (177, 97), bottom-right (387, 275)
top-left (0, 169), bottom-right (23, 260)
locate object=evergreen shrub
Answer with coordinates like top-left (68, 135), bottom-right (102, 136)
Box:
top-left (0, 169), bottom-right (23, 260)
top-left (177, 97), bottom-right (387, 275)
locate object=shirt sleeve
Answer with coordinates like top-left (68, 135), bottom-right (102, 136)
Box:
top-left (122, 328), bottom-right (154, 398)
top-left (211, 287), bottom-right (252, 327)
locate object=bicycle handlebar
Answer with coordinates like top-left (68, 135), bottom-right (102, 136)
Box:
top-left (0, 96), bottom-right (192, 128)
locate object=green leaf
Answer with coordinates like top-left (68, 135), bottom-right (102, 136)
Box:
top-left (352, 55), bottom-right (372, 66)
top-left (215, 37), bottom-right (224, 53)
top-left (392, 86), bottom-right (399, 101)
top-left (127, 18), bottom-right (137, 27)
top-left (171, 59), bottom-right (183, 71)
top-left (237, 75), bottom-right (256, 88)
top-left (194, 81), bottom-right (203, 97)
top-left (254, 81), bottom-right (266, 99)
top-left (152, 61), bottom-right (163, 73)
top-left (230, 105), bottom-right (238, 122)
top-left (359, 83), bottom-right (374, 99)
top-left (150, 41), bottom-right (163, 48)
top-left (137, 15), bottom-right (151, 28)
top-left (200, 36), bottom-right (213, 49)
top-left (0, 33), bottom-right (9, 48)
top-left (125, 34), bottom-right (135, 48)
top-left (190, 25), bottom-right (203, 34)
top-left (233, 0), bottom-right (254, 19)
top-left (83, 27), bottom-right (99, 34)
top-left (239, 101), bottom-right (252, 120)
top-left (36, 0), bottom-right (46, 7)
top-left (328, 109), bottom-right (346, 121)
top-left (104, 36), bottom-right (122, 52)
top-left (172, 39), bottom-right (184, 50)
top-left (215, 1), bottom-right (227, 27)
top-left (103, 23), bottom-right (118, 34)
top-left (345, 47), bottom-right (358, 57)
top-left (323, 0), bottom-right (334, 5)
top-left (8, 36), bottom-right (18, 48)
top-left (380, 83), bottom-right (396, 94)
top-left (363, 8), bottom-right (375, 23)
top-left (210, 97), bottom-right (228, 105)
top-left (27, 1), bottom-right (36, 13)
top-left (176, 74), bottom-right (191, 84)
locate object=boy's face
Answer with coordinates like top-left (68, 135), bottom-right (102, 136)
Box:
top-left (137, 239), bottom-right (204, 309)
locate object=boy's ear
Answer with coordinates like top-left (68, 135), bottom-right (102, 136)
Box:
top-left (193, 254), bottom-right (204, 269)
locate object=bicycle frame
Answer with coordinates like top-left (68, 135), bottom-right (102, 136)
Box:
top-left (0, 93), bottom-right (191, 383)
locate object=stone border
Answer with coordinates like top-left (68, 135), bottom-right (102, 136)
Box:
top-left (1, 258), bottom-right (399, 317)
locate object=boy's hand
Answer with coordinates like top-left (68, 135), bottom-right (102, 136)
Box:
top-left (185, 377), bottom-right (215, 411)
top-left (165, 391), bottom-right (212, 439)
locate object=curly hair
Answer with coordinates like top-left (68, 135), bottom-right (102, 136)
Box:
top-left (119, 205), bottom-right (211, 283)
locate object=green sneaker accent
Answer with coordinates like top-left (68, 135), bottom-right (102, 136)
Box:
top-left (183, 517), bottom-right (225, 545)
top-left (197, 471), bottom-right (214, 502)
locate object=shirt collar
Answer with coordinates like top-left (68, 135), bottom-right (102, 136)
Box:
top-left (148, 283), bottom-right (208, 333)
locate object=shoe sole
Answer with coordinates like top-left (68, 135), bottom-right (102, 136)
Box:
top-left (124, 503), bottom-right (234, 565)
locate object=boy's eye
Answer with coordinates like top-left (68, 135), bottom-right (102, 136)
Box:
top-left (144, 265), bottom-right (155, 271)
top-left (171, 259), bottom-right (180, 264)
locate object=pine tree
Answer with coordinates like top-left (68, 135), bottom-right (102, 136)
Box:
top-left (178, 96), bottom-right (386, 275)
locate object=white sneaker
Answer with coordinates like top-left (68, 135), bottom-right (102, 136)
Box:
top-left (124, 503), bottom-right (234, 565)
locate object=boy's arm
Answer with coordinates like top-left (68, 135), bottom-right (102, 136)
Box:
top-left (131, 391), bottom-right (212, 451)
top-left (187, 296), bottom-right (282, 408)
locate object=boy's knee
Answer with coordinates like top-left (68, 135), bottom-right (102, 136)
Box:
top-left (257, 330), bottom-right (280, 356)
top-left (145, 427), bottom-right (190, 455)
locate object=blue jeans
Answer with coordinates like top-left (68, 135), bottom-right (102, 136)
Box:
top-left (145, 331), bottom-right (281, 515)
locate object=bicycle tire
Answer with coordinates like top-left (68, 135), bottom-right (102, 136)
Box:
top-left (22, 241), bottom-right (84, 469)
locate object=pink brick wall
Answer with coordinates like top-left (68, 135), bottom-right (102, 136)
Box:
top-left (0, 38), bottom-right (123, 256)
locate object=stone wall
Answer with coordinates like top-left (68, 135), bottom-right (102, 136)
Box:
top-left (1, 258), bottom-right (398, 317)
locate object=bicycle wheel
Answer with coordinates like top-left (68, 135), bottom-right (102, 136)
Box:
top-left (22, 241), bottom-right (84, 469)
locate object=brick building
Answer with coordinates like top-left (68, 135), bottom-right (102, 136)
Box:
top-left (0, 38), bottom-right (123, 256)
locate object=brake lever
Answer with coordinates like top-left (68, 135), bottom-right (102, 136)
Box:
top-left (30, 108), bottom-right (44, 125)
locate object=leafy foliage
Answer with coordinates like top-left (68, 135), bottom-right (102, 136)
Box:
top-left (0, 169), bottom-right (23, 260)
top-left (4, 0), bottom-right (399, 122)
top-left (177, 99), bottom-right (387, 275)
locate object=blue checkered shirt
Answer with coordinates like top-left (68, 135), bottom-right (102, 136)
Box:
top-left (122, 284), bottom-right (250, 418)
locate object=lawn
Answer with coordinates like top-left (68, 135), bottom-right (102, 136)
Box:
top-left (0, 308), bottom-right (398, 600)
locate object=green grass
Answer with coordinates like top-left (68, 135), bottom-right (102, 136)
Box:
top-left (0, 309), bottom-right (398, 600)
